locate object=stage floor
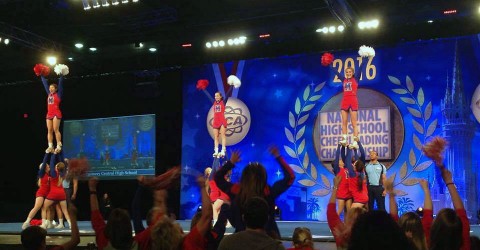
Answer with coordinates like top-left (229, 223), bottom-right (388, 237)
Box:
top-left (1, 220), bottom-right (479, 249)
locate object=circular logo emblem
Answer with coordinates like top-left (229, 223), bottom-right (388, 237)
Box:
top-left (206, 97), bottom-right (251, 146)
top-left (312, 88), bottom-right (404, 167)
top-left (138, 115), bottom-right (154, 131)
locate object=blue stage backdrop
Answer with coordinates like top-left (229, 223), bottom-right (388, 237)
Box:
top-left (181, 35), bottom-right (480, 222)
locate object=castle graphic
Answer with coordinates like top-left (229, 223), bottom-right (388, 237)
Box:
top-left (433, 41), bottom-right (478, 223)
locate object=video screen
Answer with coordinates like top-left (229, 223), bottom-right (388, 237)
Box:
top-left (63, 114), bottom-right (156, 179)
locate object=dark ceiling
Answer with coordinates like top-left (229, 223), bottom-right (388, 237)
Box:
top-left (0, 0), bottom-right (479, 84)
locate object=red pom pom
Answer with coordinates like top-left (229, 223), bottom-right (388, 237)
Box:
top-left (41, 66), bottom-right (51, 77)
top-left (196, 79), bottom-right (209, 90)
top-left (34, 64), bottom-right (51, 77)
top-left (33, 64), bottom-right (43, 76)
top-left (321, 52), bottom-right (334, 66)
top-left (67, 158), bottom-right (90, 178)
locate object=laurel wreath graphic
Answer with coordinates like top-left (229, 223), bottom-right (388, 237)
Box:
top-left (388, 75), bottom-right (438, 196)
top-left (283, 82), bottom-right (333, 197)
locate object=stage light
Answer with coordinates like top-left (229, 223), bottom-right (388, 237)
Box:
top-left (149, 48), bottom-right (157, 52)
top-left (358, 19), bottom-right (379, 29)
top-left (443, 9), bottom-right (457, 15)
top-left (206, 36), bottom-right (246, 49)
top-left (181, 43), bottom-right (192, 48)
top-left (259, 33), bottom-right (270, 38)
top-left (274, 205), bottom-right (281, 220)
top-left (415, 207), bottom-right (424, 217)
top-left (68, 57), bottom-right (74, 61)
top-left (134, 42), bottom-right (143, 48)
top-left (239, 36), bottom-right (247, 44)
top-left (0, 37), bottom-right (2, 43)
top-left (317, 25), bottom-right (344, 34)
top-left (82, 0), bottom-right (137, 10)
top-left (89, 47), bottom-right (97, 51)
top-left (46, 56), bottom-right (57, 66)
top-left (427, 20), bottom-right (433, 23)
top-left (75, 43), bottom-right (84, 49)
top-left (92, 0), bottom-right (100, 8)
top-left (82, 0), bottom-right (91, 10)
top-left (4, 38), bottom-right (9, 45)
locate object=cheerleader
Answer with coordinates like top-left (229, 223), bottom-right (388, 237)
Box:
top-left (345, 145), bottom-right (368, 209)
top-left (22, 153), bottom-right (51, 229)
top-left (212, 92), bottom-right (228, 157)
top-left (41, 151), bottom-right (71, 229)
top-left (40, 74), bottom-right (64, 153)
top-left (331, 143), bottom-right (352, 215)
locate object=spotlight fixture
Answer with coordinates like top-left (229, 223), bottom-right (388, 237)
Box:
top-left (181, 43), bottom-right (192, 48)
top-left (316, 25), bottom-right (344, 34)
top-left (46, 56), bottom-right (57, 66)
top-left (75, 43), bottom-right (84, 49)
top-left (443, 9), bottom-right (457, 15)
top-left (134, 42), bottom-right (144, 48)
top-left (206, 36), bottom-right (246, 49)
top-left (82, 0), bottom-right (137, 10)
top-left (358, 19), bottom-right (379, 29)
top-left (89, 47), bottom-right (97, 51)
top-left (4, 38), bottom-right (9, 45)
top-left (149, 48), bottom-right (157, 52)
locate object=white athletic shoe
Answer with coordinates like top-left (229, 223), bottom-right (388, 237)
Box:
top-left (218, 150), bottom-right (226, 158)
top-left (46, 221), bottom-right (54, 229)
top-left (339, 138), bottom-right (347, 146)
top-left (55, 223), bottom-right (64, 229)
top-left (45, 147), bottom-right (54, 153)
top-left (349, 141), bottom-right (359, 150)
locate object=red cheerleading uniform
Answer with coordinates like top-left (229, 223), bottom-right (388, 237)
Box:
top-left (41, 75), bottom-right (63, 119)
top-left (212, 100), bottom-right (227, 129)
top-left (35, 175), bottom-right (50, 198)
top-left (336, 168), bottom-right (351, 200)
top-left (341, 78), bottom-right (359, 111)
top-left (348, 173), bottom-right (368, 204)
top-left (46, 169), bottom-right (66, 201)
top-left (209, 180), bottom-right (230, 202)
top-left (46, 92), bottom-right (62, 119)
